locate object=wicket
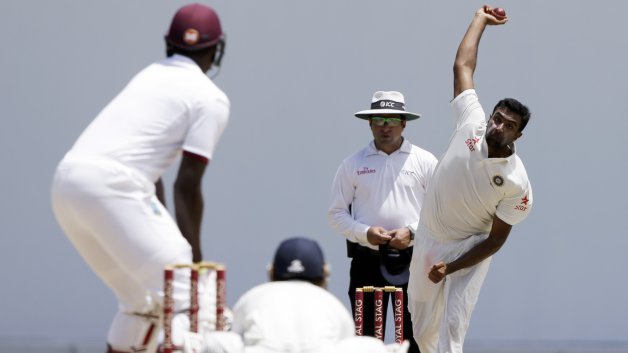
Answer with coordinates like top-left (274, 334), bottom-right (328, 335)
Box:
top-left (354, 286), bottom-right (404, 343)
top-left (162, 261), bottom-right (226, 353)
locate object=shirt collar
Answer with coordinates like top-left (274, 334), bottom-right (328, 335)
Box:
top-left (482, 139), bottom-right (518, 163)
top-left (162, 54), bottom-right (203, 72)
top-left (365, 138), bottom-right (412, 156)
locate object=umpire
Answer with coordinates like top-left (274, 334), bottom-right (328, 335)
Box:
top-left (328, 91), bottom-right (437, 353)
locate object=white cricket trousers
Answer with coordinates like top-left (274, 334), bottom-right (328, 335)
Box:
top-left (51, 158), bottom-right (193, 352)
top-left (407, 224), bottom-right (491, 353)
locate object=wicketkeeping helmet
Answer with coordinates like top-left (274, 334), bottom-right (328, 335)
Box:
top-left (165, 3), bottom-right (223, 51)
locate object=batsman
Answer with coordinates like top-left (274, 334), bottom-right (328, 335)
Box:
top-left (51, 4), bottom-right (229, 352)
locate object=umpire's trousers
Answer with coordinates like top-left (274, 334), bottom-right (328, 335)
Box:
top-left (348, 249), bottom-right (420, 353)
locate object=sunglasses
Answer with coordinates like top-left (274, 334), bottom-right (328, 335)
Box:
top-left (370, 116), bottom-right (404, 127)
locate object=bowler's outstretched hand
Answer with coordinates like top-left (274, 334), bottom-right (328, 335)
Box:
top-left (480, 5), bottom-right (509, 25)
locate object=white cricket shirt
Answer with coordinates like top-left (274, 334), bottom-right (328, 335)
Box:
top-left (421, 89), bottom-right (533, 241)
top-left (64, 54), bottom-right (230, 182)
top-left (231, 281), bottom-right (355, 353)
top-left (328, 139), bottom-right (438, 249)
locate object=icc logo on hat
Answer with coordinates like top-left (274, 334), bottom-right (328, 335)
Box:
top-left (355, 91), bottom-right (421, 121)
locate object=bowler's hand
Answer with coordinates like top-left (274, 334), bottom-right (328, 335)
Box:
top-left (428, 262), bottom-right (448, 284)
top-left (387, 227), bottom-right (412, 250)
top-left (477, 5), bottom-right (508, 25)
top-left (367, 226), bottom-right (392, 246)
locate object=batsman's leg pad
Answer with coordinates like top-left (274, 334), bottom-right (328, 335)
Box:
top-left (107, 310), bottom-right (160, 353)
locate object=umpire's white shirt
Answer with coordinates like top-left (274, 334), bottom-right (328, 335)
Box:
top-left (328, 139), bottom-right (437, 250)
top-left (64, 54), bottom-right (230, 182)
top-left (231, 281), bottom-right (355, 353)
top-left (421, 89), bottom-right (533, 241)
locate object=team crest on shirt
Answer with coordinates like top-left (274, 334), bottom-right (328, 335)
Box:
top-left (492, 175), bottom-right (504, 187)
top-left (357, 167), bottom-right (376, 176)
top-left (287, 260), bottom-right (305, 273)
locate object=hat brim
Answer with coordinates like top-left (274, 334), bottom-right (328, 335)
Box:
top-left (379, 263), bottom-right (410, 286)
top-left (355, 109), bottom-right (421, 121)
top-left (378, 245), bottom-right (412, 285)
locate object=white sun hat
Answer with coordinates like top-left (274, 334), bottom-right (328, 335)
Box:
top-left (354, 91), bottom-right (421, 121)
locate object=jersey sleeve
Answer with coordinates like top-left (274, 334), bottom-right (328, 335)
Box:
top-left (450, 89), bottom-right (486, 129)
top-left (420, 151), bottom-right (439, 196)
top-left (327, 158), bottom-right (371, 245)
top-left (495, 184), bottom-right (533, 226)
top-left (182, 95), bottom-right (230, 161)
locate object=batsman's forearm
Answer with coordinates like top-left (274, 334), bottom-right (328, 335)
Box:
top-left (175, 188), bottom-right (204, 262)
top-left (155, 178), bottom-right (166, 207)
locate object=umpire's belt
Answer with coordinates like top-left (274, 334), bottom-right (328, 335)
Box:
top-left (346, 240), bottom-right (413, 285)
top-left (346, 240), bottom-right (413, 260)
top-left (346, 240), bottom-right (379, 257)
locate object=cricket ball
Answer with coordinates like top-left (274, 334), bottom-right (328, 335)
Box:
top-left (492, 7), bottom-right (507, 19)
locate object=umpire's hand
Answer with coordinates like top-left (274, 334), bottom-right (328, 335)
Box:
top-left (387, 227), bottom-right (412, 250)
top-left (367, 226), bottom-right (392, 246)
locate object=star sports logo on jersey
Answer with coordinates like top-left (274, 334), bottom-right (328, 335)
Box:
top-left (465, 137), bottom-right (480, 151)
top-left (514, 195), bottom-right (529, 211)
top-left (357, 167), bottom-right (376, 176)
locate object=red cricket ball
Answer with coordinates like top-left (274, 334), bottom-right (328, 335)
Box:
top-left (492, 7), bottom-right (507, 19)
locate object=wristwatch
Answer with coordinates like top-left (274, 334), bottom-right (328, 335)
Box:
top-left (407, 225), bottom-right (415, 240)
